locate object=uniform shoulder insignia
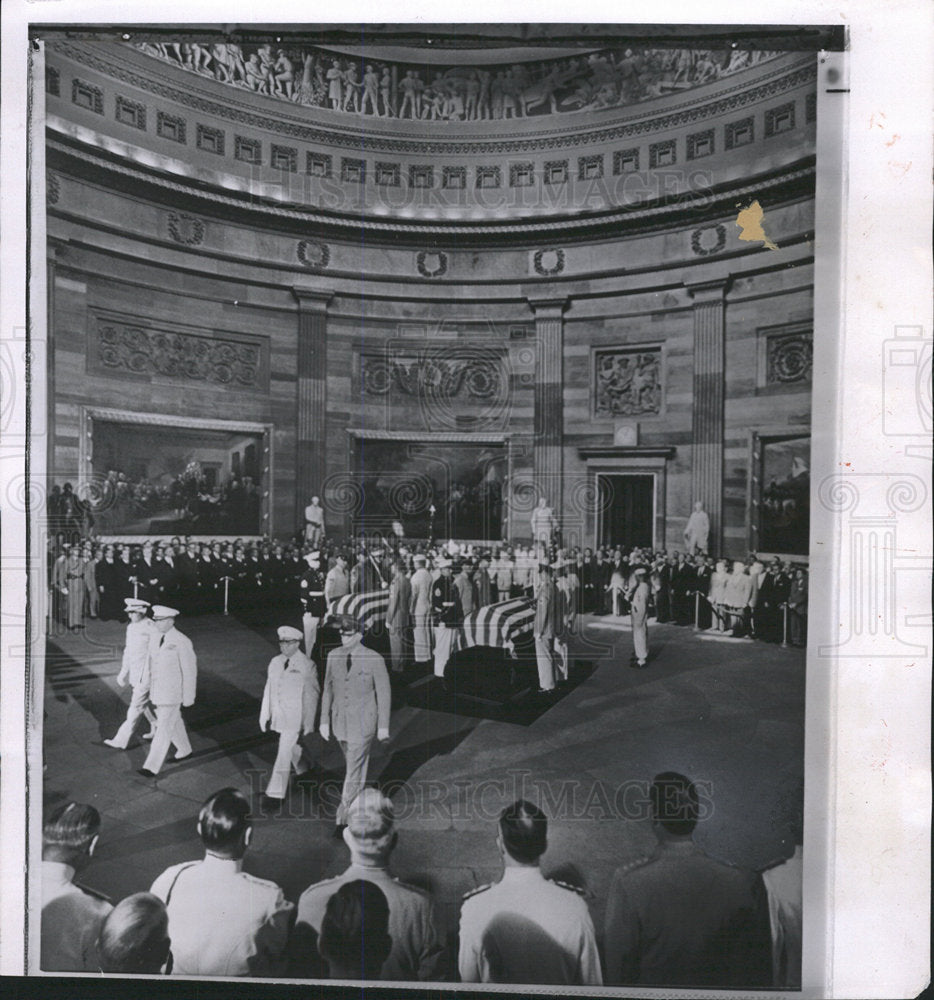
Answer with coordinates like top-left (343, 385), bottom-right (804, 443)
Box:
top-left (462, 881), bottom-right (494, 900)
top-left (241, 872), bottom-right (281, 892)
top-left (75, 882), bottom-right (111, 904)
top-left (614, 853), bottom-right (655, 877)
top-left (548, 879), bottom-right (587, 896)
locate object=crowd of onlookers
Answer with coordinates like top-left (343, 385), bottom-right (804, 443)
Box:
top-left (131, 38), bottom-right (778, 121)
top-left (47, 528), bottom-right (808, 648)
top-left (43, 775), bottom-right (801, 987)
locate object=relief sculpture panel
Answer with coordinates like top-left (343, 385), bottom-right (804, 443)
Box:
top-left (593, 346), bottom-right (662, 417)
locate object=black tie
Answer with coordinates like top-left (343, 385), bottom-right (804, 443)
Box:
top-left (159, 635), bottom-right (164, 648)
top-left (284, 658), bottom-right (290, 670)
top-left (346, 651), bottom-right (352, 671)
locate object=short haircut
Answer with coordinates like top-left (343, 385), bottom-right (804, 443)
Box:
top-left (198, 788), bottom-right (251, 854)
top-left (345, 789), bottom-right (395, 859)
top-left (98, 893), bottom-right (170, 974)
top-left (498, 799), bottom-right (547, 863)
top-left (650, 772), bottom-right (700, 836)
top-left (318, 880), bottom-right (391, 974)
top-left (43, 802), bottom-right (101, 852)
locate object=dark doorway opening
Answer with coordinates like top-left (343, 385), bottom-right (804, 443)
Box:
top-left (599, 474), bottom-right (654, 550)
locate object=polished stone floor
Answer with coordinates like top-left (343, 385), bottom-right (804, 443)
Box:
top-left (42, 609), bottom-right (805, 979)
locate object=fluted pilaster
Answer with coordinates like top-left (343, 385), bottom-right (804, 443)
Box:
top-left (686, 278), bottom-right (729, 553)
top-left (528, 297), bottom-right (569, 514)
top-left (293, 288), bottom-right (333, 529)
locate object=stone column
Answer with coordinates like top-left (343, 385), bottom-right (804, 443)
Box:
top-left (528, 297), bottom-right (569, 520)
top-left (685, 278), bottom-right (729, 554)
top-left (292, 288), bottom-right (333, 532)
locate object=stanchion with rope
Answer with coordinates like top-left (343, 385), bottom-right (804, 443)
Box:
top-left (133, 579), bottom-right (139, 600)
top-left (47, 587), bottom-right (54, 634)
top-left (223, 576), bottom-right (230, 616)
top-left (693, 591), bottom-right (701, 631)
top-left (780, 603), bottom-right (789, 648)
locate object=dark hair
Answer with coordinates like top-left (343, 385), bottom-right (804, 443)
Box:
top-left (98, 893), bottom-right (170, 974)
top-left (43, 802), bottom-right (101, 853)
top-left (318, 880), bottom-right (391, 977)
top-left (198, 788), bottom-right (251, 855)
top-left (498, 799), bottom-right (547, 863)
top-left (650, 772), bottom-right (700, 836)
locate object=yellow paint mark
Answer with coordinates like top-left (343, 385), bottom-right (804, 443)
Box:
top-left (735, 200), bottom-right (779, 251)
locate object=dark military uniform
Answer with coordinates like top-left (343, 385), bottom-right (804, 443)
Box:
top-left (300, 562), bottom-right (326, 657)
top-left (603, 841), bottom-right (772, 987)
top-left (431, 572), bottom-right (462, 677)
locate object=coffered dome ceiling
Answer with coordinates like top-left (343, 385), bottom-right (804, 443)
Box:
top-left (42, 25), bottom-right (822, 242)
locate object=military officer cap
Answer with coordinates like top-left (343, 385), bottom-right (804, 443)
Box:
top-left (413, 554), bottom-right (426, 565)
top-left (435, 556), bottom-right (452, 569)
top-left (124, 598), bottom-right (150, 611)
top-left (304, 550), bottom-right (321, 564)
top-left (277, 625), bottom-right (303, 641)
top-left (151, 605), bottom-right (180, 619)
top-left (633, 565), bottom-right (648, 576)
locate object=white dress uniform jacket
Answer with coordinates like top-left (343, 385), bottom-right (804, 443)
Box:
top-left (148, 626), bottom-right (197, 706)
top-left (41, 861), bottom-right (112, 972)
top-left (458, 866), bottom-right (602, 985)
top-left (260, 651), bottom-right (319, 735)
top-left (150, 855), bottom-right (294, 977)
top-left (118, 617), bottom-right (156, 688)
top-left (142, 625), bottom-right (197, 773)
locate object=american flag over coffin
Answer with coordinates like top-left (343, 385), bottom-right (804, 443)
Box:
top-left (328, 590), bottom-right (389, 630)
top-left (460, 598), bottom-right (536, 656)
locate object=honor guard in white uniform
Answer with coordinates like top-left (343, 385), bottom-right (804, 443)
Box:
top-left (458, 799), bottom-right (602, 986)
top-left (150, 788), bottom-right (294, 977)
top-left (431, 557), bottom-right (462, 677)
top-left (409, 554), bottom-right (433, 666)
top-left (104, 598), bottom-right (157, 749)
top-left (259, 625), bottom-right (320, 802)
top-left (628, 566), bottom-right (650, 668)
top-left (320, 614), bottom-right (392, 831)
top-left (299, 550), bottom-right (326, 657)
top-left (41, 802), bottom-right (113, 972)
top-left (293, 789), bottom-right (446, 980)
top-left (138, 606), bottom-right (197, 777)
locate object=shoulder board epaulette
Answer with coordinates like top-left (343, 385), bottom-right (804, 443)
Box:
top-left (240, 872), bottom-right (280, 890)
top-left (548, 878), bottom-right (587, 896)
top-left (462, 881), bottom-right (494, 900)
top-left (614, 853), bottom-right (655, 877)
top-left (75, 882), bottom-right (111, 904)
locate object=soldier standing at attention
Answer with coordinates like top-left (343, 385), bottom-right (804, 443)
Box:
top-left (300, 549), bottom-right (327, 660)
top-left (259, 625), bottom-right (320, 807)
top-left (386, 559), bottom-right (412, 673)
top-left (41, 802), bottom-right (112, 972)
top-left (458, 799), bottom-right (602, 985)
top-left (431, 557), bottom-right (462, 677)
top-left (292, 788), bottom-right (446, 980)
top-left (628, 566), bottom-right (650, 669)
top-left (104, 598), bottom-right (157, 749)
top-left (149, 788), bottom-right (293, 976)
top-left (409, 553), bottom-right (433, 668)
